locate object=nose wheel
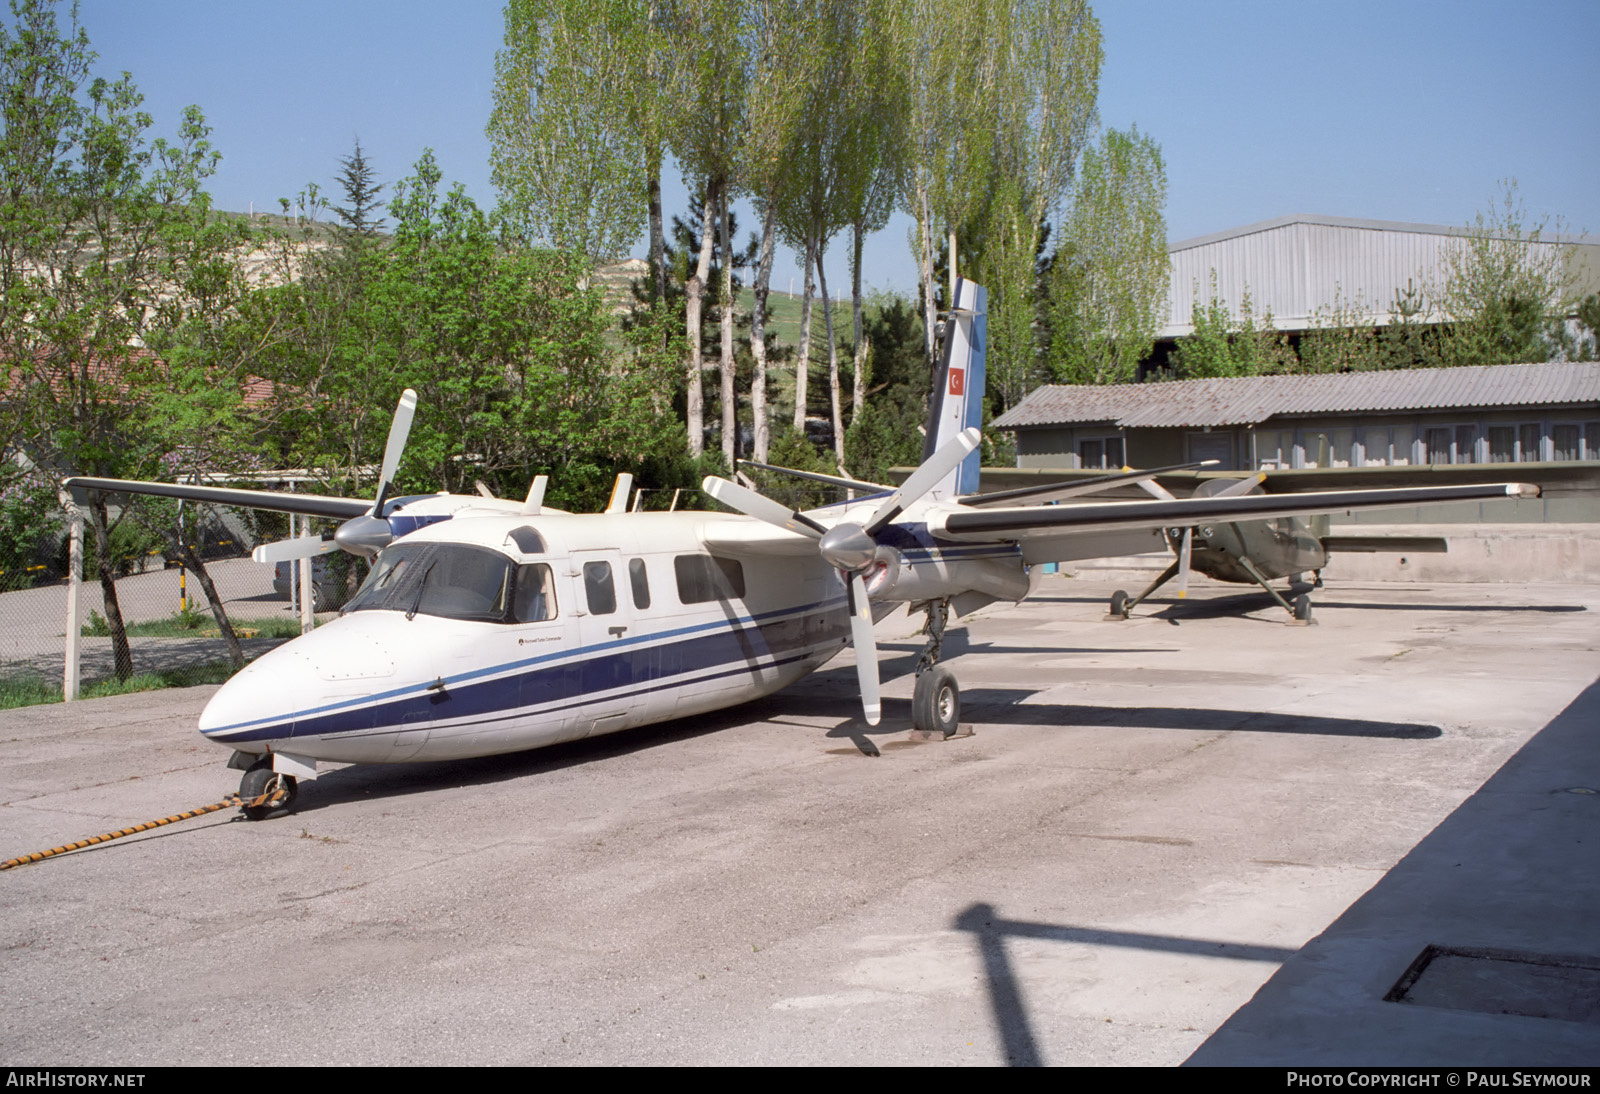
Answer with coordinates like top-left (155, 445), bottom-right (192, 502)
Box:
top-left (239, 759), bottom-right (298, 821)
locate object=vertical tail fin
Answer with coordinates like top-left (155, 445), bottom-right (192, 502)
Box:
top-left (921, 278), bottom-right (987, 500)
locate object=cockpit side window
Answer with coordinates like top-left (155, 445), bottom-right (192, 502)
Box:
top-left (513, 563), bottom-right (557, 622)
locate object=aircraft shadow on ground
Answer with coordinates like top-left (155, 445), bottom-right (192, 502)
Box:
top-left (289, 660), bottom-right (1438, 815)
top-left (953, 902), bottom-right (1298, 1067)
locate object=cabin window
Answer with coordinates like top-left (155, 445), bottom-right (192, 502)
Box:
top-left (629, 558), bottom-right (651, 609)
top-left (674, 554), bottom-right (746, 604)
top-left (584, 561), bottom-right (617, 615)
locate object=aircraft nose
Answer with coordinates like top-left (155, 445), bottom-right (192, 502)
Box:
top-left (197, 615), bottom-right (401, 746)
top-left (198, 654), bottom-right (300, 745)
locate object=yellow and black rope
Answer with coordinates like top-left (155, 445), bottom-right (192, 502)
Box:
top-left (1, 789), bottom-right (279, 871)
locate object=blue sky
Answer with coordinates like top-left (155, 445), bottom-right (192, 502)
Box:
top-left (76, 0), bottom-right (1600, 297)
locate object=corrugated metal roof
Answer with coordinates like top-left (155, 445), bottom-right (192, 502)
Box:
top-left (1157, 215), bottom-right (1600, 339)
top-left (993, 363), bottom-right (1600, 430)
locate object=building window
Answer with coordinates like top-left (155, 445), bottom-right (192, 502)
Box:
top-left (1519, 423), bottom-right (1543, 462)
top-left (1488, 426), bottom-right (1515, 463)
top-left (1553, 424), bottom-right (1581, 462)
top-left (1360, 427), bottom-right (1389, 466)
top-left (1077, 435), bottom-right (1124, 469)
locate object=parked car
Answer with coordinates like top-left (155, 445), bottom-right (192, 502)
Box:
top-left (273, 556), bottom-right (350, 612)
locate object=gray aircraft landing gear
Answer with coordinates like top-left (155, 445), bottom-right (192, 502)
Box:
top-left (1107, 559), bottom-right (1182, 620)
top-left (239, 757), bottom-right (298, 821)
top-left (911, 599), bottom-right (962, 738)
top-left (1235, 556), bottom-right (1315, 625)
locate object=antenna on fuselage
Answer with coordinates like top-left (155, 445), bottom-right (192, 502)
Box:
top-left (521, 475), bottom-right (548, 516)
top-left (605, 473), bottom-right (633, 514)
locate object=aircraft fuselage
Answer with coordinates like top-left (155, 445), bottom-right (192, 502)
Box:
top-left (203, 509), bottom-right (859, 766)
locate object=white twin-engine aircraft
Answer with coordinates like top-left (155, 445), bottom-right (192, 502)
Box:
top-left (65, 280), bottom-right (1538, 819)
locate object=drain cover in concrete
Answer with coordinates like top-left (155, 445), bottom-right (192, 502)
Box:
top-left (1386, 946), bottom-right (1600, 1025)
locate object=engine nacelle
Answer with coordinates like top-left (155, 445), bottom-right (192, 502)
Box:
top-left (862, 547), bottom-right (1031, 604)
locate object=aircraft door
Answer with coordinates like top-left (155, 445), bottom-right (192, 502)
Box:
top-left (569, 549), bottom-right (639, 736)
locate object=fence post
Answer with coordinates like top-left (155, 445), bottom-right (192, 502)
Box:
top-left (60, 491), bottom-right (83, 702)
top-left (298, 514), bottom-right (314, 634)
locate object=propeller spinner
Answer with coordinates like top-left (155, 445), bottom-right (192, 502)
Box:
top-left (704, 427), bottom-right (981, 726)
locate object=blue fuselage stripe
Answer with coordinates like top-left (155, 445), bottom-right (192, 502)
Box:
top-left (208, 599), bottom-right (852, 744)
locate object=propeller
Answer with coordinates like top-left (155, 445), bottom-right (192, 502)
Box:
top-left (251, 533), bottom-right (337, 565)
top-left (252, 389), bottom-right (419, 563)
top-left (1150, 472), bottom-right (1266, 599)
top-left (704, 426), bottom-right (982, 726)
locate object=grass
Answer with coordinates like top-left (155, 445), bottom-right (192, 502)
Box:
top-left (0, 660), bottom-right (242, 709)
top-left (81, 608), bottom-right (309, 640)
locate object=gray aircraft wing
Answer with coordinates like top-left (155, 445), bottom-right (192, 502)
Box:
top-left (928, 482), bottom-right (1538, 565)
top-left (63, 477), bottom-right (374, 520)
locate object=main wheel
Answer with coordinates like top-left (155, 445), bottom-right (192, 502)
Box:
top-left (1109, 590), bottom-right (1130, 619)
top-left (240, 761), bottom-right (298, 821)
top-left (1293, 593), bottom-right (1314, 623)
top-left (912, 665), bottom-right (961, 737)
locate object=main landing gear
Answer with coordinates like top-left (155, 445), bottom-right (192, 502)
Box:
top-left (239, 756), bottom-right (298, 821)
top-left (911, 599), bottom-right (963, 738)
top-left (1107, 560), bottom-right (1321, 625)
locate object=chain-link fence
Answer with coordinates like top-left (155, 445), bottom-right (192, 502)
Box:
top-left (0, 504), bottom-right (339, 706)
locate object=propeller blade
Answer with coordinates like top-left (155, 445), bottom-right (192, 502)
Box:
top-left (1137, 477), bottom-right (1178, 502)
top-left (1176, 526), bottom-right (1193, 599)
top-left (1211, 472), bottom-right (1267, 499)
top-left (864, 426), bottom-right (981, 535)
top-left (372, 388), bottom-right (418, 516)
top-left (252, 535), bottom-right (338, 564)
top-left (845, 570), bottom-right (881, 725)
top-left (702, 476), bottom-right (827, 539)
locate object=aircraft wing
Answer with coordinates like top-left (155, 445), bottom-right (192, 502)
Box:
top-left (62, 477), bottom-right (373, 520)
top-left (929, 482), bottom-right (1539, 565)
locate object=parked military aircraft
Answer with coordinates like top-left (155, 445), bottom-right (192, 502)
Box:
top-left (63, 279), bottom-right (1537, 819)
top-left (1103, 474), bottom-right (1450, 623)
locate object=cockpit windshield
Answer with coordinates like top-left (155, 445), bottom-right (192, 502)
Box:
top-left (344, 543), bottom-right (556, 623)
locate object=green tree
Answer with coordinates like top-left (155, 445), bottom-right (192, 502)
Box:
top-left (1433, 179), bottom-right (1577, 366)
top-left (1045, 125), bottom-right (1168, 385)
top-left (488, 0), bottom-right (652, 268)
top-left (0, 0), bottom-right (242, 679)
top-left (1168, 277), bottom-right (1293, 379)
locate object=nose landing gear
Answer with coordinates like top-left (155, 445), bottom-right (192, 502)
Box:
top-left (239, 758), bottom-right (298, 821)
